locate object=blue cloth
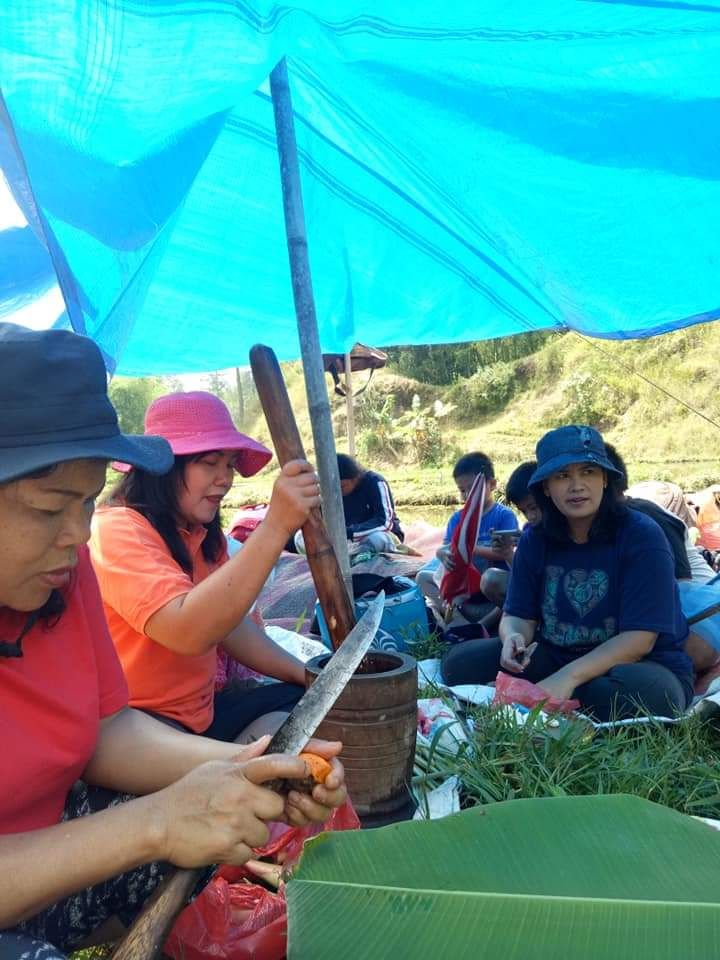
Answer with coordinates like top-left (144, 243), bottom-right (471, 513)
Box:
top-left (505, 508), bottom-right (692, 682)
top-left (1, 3), bottom-right (720, 374)
top-left (678, 579), bottom-right (720, 653)
top-left (445, 501), bottom-right (519, 573)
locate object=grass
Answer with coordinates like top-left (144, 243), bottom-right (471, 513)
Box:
top-left (70, 948), bottom-right (113, 960)
top-left (414, 702), bottom-right (720, 820)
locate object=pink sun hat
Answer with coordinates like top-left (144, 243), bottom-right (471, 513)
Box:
top-left (112, 391), bottom-right (272, 477)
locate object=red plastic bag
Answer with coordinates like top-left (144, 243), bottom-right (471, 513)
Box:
top-left (165, 800), bottom-right (360, 960)
top-left (493, 671), bottom-right (580, 714)
top-left (228, 505), bottom-right (269, 544)
top-left (166, 875), bottom-right (287, 960)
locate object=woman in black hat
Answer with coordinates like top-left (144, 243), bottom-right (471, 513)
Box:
top-left (442, 425), bottom-right (693, 721)
top-left (0, 324), bottom-right (346, 960)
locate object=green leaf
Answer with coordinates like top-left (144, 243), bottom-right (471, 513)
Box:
top-left (287, 795), bottom-right (720, 959)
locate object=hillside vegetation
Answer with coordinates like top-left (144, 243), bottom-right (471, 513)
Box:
top-left (110, 323), bottom-right (720, 512)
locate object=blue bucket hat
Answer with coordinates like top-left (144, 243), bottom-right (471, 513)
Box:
top-left (529, 425), bottom-right (622, 487)
top-left (0, 323), bottom-right (173, 483)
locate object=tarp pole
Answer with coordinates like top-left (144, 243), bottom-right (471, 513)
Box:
top-left (269, 57), bottom-right (353, 602)
top-left (345, 352), bottom-right (356, 456)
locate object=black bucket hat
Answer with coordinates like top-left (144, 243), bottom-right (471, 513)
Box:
top-left (0, 323), bottom-right (173, 483)
top-left (529, 425), bottom-right (622, 487)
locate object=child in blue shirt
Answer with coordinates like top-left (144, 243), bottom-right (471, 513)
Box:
top-left (442, 426), bottom-right (693, 722)
top-left (439, 452), bottom-right (519, 572)
top-left (417, 452), bottom-right (518, 621)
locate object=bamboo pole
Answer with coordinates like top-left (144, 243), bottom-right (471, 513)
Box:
top-left (345, 351), bottom-right (356, 455)
top-left (234, 366), bottom-right (245, 428)
top-left (269, 57), bottom-right (352, 602)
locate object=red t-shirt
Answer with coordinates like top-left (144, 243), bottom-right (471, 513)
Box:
top-left (0, 546), bottom-right (128, 834)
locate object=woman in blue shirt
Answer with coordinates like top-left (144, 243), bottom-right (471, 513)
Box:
top-left (441, 425), bottom-right (693, 721)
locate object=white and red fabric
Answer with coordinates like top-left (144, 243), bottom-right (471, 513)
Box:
top-left (439, 473), bottom-right (486, 607)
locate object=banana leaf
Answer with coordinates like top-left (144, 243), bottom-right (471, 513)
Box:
top-left (286, 795), bottom-right (720, 959)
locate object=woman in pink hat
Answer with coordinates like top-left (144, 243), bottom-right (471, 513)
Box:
top-left (0, 331), bottom-right (345, 960)
top-left (90, 391), bottom-right (316, 742)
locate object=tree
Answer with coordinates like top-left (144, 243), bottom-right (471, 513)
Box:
top-left (234, 367), bottom-right (245, 429)
top-left (385, 332), bottom-right (556, 385)
top-left (108, 376), bottom-right (164, 434)
top-left (204, 370), bottom-right (229, 397)
top-left (163, 375), bottom-right (184, 393)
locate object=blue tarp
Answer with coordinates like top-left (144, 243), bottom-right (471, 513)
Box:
top-left (1, 2), bottom-right (719, 375)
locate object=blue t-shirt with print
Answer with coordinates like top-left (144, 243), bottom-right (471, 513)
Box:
top-left (504, 508), bottom-right (692, 682)
top-left (445, 501), bottom-right (519, 572)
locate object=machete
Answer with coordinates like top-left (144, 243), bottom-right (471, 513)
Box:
top-left (111, 592), bottom-right (384, 960)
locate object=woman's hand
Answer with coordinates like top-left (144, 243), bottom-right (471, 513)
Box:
top-left (282, 739), bottom-right (347, 827)
top-left (265, 460), bottom-right (322, 540)
top-left (231, 737), bottom-right (347, 829)
top-left (150, 750), bottom-right (319, 868)
top-left (500, 633), bottom-right (537, 673)
top-left (537, 668), bottom-right (578, 703)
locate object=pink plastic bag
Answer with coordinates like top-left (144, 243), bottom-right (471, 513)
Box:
top-left (493, 671), bottom-right (580, 714)
top-left (228, 505), bottom-right (269, 543)
top-left (165, 800), bottom-right (361, 960)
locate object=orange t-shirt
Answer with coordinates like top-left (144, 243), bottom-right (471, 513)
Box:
top-left (90, 506), bottom-right (227, 733)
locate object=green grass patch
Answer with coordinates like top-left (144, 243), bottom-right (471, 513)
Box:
top-left (416, 703), bottom-right (720, 820)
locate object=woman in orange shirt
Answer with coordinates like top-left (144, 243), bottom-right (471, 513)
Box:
top-left (91, 391), bottom-right (316, 742)
top-left (0, 325), bottom-right (345, 959)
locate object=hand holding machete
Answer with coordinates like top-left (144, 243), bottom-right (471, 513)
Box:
top-left (111, 594), bottom-right (384, 960)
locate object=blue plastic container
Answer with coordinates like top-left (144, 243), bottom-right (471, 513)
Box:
top-left (314, 576), bottom-right (429, 653)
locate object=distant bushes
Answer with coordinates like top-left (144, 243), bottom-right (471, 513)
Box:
top-left (355, 389), bottom-right (454, 467)
top-left (446, 360), bottom-right (524, 420)
top-left (556, 370), bottom-right (631, 428)
top-left (385, 332), bottom-right (555, 386)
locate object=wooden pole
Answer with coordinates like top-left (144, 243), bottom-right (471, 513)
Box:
top-left (234, 366), bottom-right (245, 428)
top-left (345, 351), bottom-right (356, 456)
top-left (250, 345), bottom-right (355, 649)
top-left (269, 57), bottom-right (352, 602)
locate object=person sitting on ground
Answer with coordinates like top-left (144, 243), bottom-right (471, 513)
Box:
top-left (0, 325), bottom-right (346, 960)
top-left (604, 445), bottom-right (692, 580)
top-left (478, 461), bottom-right (542, 633)
top-left (90, 391), bottom-right (317, 743)
top-left (416, 452), bottom-right (518, 622)
top-left (441, 425), bottom-right (694, 722)
top-left (604, 444), bottom-right (719, 673)
top-left (627, 479), bottom-right (713, 583)
top-left (335, 452), bottom-right (404, 553)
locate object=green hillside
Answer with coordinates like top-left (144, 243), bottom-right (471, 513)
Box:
top-left (228, 323), bottom-right (720, 512)
top-left (109, 323), bottom-right (720, 514)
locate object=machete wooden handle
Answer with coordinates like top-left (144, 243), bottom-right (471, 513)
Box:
top-left (111, 868), bottom-right (200, 960)
top-left (249, 343), bottom-right (356, 650)
top-left (111, 753), bottom-right (329, 960)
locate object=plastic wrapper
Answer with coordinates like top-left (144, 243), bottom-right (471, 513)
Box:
top-left (493, 671), bottom-right (580, 714)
